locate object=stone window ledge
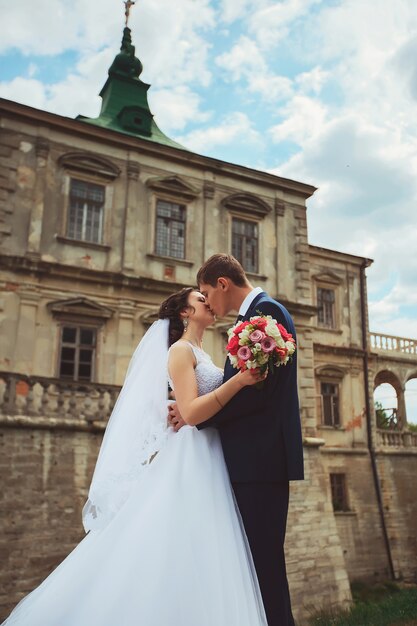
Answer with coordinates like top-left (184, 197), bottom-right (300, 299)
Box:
top-left (146, 253), bottom-right (194, 268)
top-left (315, 325), bottom-right (343, 334)
top-left (318, 425), bottom-right (346, 431)
top-left (56, 235), bottom-right (111, 251)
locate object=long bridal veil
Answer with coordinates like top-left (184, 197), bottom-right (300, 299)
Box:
top-left (82, 318), bottom-right (170, 532)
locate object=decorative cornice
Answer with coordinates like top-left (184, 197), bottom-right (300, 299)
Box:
top-left (0, 98), bottom-right (317, 198)
top-left (312, 271), bottom-right (343, 286)
top-left (47, 296), bottom-right (114, 320)
top-left (57, 151), bottom-right (121, 180)
top-left (146, 175), bottom-right (200, 201)
top-left (315, 365), bottom-right (346, 380)
top-left (309, 244), bottom-right (373, 267)
top-left (0, 253), bottom-right (185, 295)
top-left (221, 192), bottom-right (272, 217)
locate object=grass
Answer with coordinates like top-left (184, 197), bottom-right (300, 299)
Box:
top-left (308, 582), bottom-right (417, 626)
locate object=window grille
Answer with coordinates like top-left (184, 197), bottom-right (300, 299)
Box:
top-left (155, 200), bottom-right (186, 259)
top-left (59, 326), bottom-right (96, 382)
top-left (321, 382), bottom-right (340, 426)
top-left (317, 287), bottom-right (335, 328)
top-left (232, 218), bottom-right (258, 273)
top-left (67, 179), bottom-right (104, 244)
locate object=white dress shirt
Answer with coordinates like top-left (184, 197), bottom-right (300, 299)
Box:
top-left (238, 287), bottom-right (264, 317)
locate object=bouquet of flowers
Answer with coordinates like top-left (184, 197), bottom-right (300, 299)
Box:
top-left (226, 313), bottom-right (296, 377)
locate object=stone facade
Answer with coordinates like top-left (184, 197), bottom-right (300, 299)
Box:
top-left (0, 89), bottom-right (416, 624)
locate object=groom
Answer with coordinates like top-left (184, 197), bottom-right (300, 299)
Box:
top-left (169, 254), bottom-right (304, 626)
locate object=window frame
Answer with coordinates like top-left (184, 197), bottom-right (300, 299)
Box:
top-left (57, 152), bottom-right (120, 251)
top-left (321, 381), bottom-right (341, 427)
top-left (317, 286), bottom-right (336, 329)
top-left (154, 197), bottom-right (187, 260)
top-left (230, 214), bottom-right (260, 274)
top-left (330, 473), bottom-right (350, 512)
top-left (66, 177), bottom-right (105, 245)
top-left (57, 323), bottom-right (97, 383)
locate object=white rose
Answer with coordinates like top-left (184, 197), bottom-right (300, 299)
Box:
top-left (239, 329), bottom-right (251, 344)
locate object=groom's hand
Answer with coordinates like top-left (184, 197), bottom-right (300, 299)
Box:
top-left (168, 402), bottom-right (186, 432)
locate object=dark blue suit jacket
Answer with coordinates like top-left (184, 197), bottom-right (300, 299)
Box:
top-left (197, 292), bottom-right (304, 483)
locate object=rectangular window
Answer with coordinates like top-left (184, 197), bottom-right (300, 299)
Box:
top-left (155, 200), bottom-right (186, 259)
top-left (321, 382), bottom-right (340, 426)
top-left (59, 326), bottom-right (96, 382)
top-left (67, 178), bottom-right (105, 244)
top-left (317, 287), bottom-right (336, 328)
top-left (232, 218), bottom-right (258, 273)
top-left (330, 473), bottom-right (349, 512)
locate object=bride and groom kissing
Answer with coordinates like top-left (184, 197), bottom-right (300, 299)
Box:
top-left (2, 254), bottom-right (304, 626)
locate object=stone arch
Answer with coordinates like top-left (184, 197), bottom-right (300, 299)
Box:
top-left (404, 371), bottom-right (417, 428)
top-left (374, 369), bottom-right (406, 428)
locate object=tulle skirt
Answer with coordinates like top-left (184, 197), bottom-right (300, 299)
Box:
top-left (2, 426), bottom-right (267, 625)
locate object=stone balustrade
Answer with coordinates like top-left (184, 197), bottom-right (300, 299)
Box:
top-left (0, 371), bottom-right (121, 424)
top-left (376, 428), bottom-right (417, 449)
top-left (370, 332), bottom-right (417, 356)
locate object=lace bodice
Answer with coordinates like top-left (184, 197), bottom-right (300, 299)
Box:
top-left (168, 342), bottom-right (224, 397)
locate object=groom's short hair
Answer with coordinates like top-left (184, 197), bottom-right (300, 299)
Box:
top-left (197, 254), bottom-right (248, 287)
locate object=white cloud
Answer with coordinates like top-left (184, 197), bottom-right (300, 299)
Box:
top-left (0, 0), bottom-right (214, 123)
top-left (270, 95), bottom-right (327, 143)
top-left (216, 35), bottom-right (292, 102)
top-left (177, 111), bottom-right (260, 154)
top-left (295, 66), bottom-right (329, 95)
top-left (0, 77), bottom-right (48, 111)
top-left (249, 0), bottom-right (323, 48)
top-left (0, 0), bottom-right (215, 89)
top-left (1, 0), bottom-right (416, 342)
top-left (149, 86), bottom-right (211, 132)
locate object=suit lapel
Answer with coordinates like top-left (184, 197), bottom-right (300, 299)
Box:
top-left (242, 291), bottom-right (267, 320)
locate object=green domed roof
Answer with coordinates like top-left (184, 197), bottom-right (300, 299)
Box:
top-left (109, 27), bottom-right (143, 79)
top-left (77, 26), bottom-right (185, 150)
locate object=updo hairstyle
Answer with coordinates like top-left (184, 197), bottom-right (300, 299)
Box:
top-left (159, 287), bottom-right (195, 347)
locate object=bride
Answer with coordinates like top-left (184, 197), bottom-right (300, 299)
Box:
top-left (2, 287), bottom-right (268, 626)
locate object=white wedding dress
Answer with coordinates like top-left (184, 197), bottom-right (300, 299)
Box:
top-left (3, 343), bottom-right (267, 626)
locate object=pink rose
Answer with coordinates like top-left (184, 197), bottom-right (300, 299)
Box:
top-left (237, 346), bottom-right (252, 361)
top-left (261, 337), bottom-right (276, 353)
top-left (249, 329), bottom-right (265, 343)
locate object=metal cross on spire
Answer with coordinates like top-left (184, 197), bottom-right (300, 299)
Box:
top-left (124, 0), bottom-right (136, 26)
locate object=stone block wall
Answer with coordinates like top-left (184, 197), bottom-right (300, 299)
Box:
top-left (320, 450), bottom-right (391, 581)
top-left (286, 444), bottom-right (352, 623)
top-left (376, 452), bottom-right (417, 581)
top-left (0, 425), bottom-right (102, 619)
top-left (0, 423), bottom-right (354, 625)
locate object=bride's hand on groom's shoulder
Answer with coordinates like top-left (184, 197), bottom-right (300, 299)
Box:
top-left (167, 401), bottom-right (187, 432)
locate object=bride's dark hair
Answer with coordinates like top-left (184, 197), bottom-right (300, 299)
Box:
top-left (158, 287), bottom-right (195, 347)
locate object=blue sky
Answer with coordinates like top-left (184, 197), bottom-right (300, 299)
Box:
top-left (1, 0), bottom-right (417, 419)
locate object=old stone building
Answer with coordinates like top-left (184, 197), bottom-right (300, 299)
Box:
top-left (1, 24), bottom-right (416, 624)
